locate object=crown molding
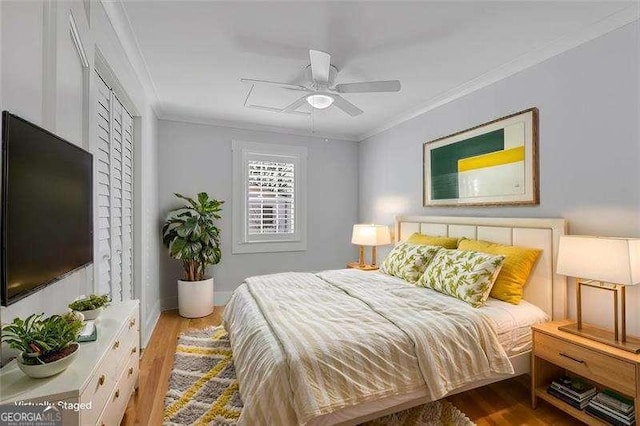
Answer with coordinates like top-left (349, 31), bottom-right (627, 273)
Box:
top-left (159, 112), bottom-right (360, 142)
top-left (100, 0), bottom-right (162, 116)
top-left (358, 5), bottom-right (639, 141)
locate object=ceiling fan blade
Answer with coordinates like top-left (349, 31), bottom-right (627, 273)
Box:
top-left (309, 49), bottom-right (331, 84)
top-left (332, 94), bottom-right (363, 117)
top-left (335, 80), bottom-right (401, 93)
top-left (241, 78), bottom-right (307, 91)
top-left (283, 95), bottom-right (309, 113)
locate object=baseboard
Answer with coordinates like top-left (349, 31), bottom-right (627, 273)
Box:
top-left (142, 299), bottom-right (161, 350)
top-left (160, 296), bottom-right (178, 311)
top-left (159, 291), bottom-right (233, 312)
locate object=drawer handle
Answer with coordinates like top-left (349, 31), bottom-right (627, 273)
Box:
top-left (114, 389), bottom-right (120, 399)
top-left (113, 340), bottom-right (120, 350)
top-left (559, 352), bottom-right (585, 364)
top-left (98, 375), bottom-right (106, 386)
top-left (129, 318), bottom-right (136, 328)
top-left (131, 347), bottom-right (137, 354)
top-left (128, 367), bottom-right (134, 376)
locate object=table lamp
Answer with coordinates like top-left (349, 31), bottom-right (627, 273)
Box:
top-left (556, 235), bottom-right (640, 353)
top-left (349, 224), bottom-right (391, 270)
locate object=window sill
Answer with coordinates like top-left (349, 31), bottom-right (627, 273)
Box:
top-left (232, 239), bottom-right (307, 254)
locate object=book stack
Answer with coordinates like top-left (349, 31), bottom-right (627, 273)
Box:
top-left (586, 390), bottom-right (636, 426)
top-left (546, 376), bottom-right (597, 409)
top-left (77, 320), bottom-right (97, 342)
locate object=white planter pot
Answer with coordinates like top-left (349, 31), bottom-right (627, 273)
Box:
top-left (75, 307), bottom-right (102, 320)
top-left (18, 343), bottom-right (79, 378)
top-left (178, 277), bottom-right (214, 318)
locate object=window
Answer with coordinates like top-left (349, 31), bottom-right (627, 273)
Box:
top-left (232, 141), bottom-right (307, 253)
top-left (248, 160), bottom-right (295, 235)
top-left (95, 72), bottom-right (134, 301)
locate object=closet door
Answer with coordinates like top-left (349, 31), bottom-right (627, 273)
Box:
top-left (110, 96), bottom-right (124, 301)
top-left (121, 108), bottom-right (134, 300)
top-left (95, 72), bottom-right (134, 301)
top-left (96, 76), bottom-right (112, 296)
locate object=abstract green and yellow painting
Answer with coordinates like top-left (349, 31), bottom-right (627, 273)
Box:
top-left (423, 108), bottom-right (539, 206)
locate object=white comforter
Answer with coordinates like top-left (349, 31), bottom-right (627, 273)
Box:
top-left (223, 269), bottom-right (513, 425)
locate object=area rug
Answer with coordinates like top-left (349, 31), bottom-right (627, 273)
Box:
top-left (163, 326), bottom-right (475, 426)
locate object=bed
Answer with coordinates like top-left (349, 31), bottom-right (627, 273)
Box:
top-left (223, 216), bottom-right (567, 426)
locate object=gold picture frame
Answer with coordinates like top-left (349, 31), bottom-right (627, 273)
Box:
top-left (423, 108), bottom-right (539, 207)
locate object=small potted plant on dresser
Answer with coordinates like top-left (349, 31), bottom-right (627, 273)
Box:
top-left (1, 312), bottom-right (84, 378)
top-left (68, 294), bottom-right (111, 320)
top-left (162, 192), bottom-right (223, 318)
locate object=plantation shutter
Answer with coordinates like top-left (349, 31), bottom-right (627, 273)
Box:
top-left (247, 160), bottom-right (295, 235)
top-left (96, 76), bottom-right (112, 296)
top-left (122, 109), bottom-right (134, 301)
top-left (95, 71), bottom-right (134, 302)
top-left (111, 96), bottom-right (124, 301)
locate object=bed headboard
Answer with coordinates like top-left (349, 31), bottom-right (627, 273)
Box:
top-left (395, 215), bottom-right (568, 320)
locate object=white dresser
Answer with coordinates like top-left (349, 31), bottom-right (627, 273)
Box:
top-left (0, 300), bottom-right (140, 425)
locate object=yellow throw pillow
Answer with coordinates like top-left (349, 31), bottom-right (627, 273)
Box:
top-left (406, 233), bottom-right (459, 249)
top-left (458, 239), bottom-right (541, 304)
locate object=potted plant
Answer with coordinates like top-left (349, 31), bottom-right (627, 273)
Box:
top-left (1, 312), bottom-right (84, 378)
top-left (68, 294), bottom-right (111, 320)
top-left (162, 192), bottom-right (223, 318)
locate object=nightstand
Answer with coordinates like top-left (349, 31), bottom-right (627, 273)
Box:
top-left (531, 320), bottom-right (640, 425)
top-left (346, 262), bottom-right (379, 271)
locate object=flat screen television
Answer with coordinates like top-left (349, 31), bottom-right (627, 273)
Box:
top-left (1, 111), bottom-right (93, 306)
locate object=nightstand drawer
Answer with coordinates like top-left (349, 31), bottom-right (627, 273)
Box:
top-left (534, 331), bottom-right (636, 397)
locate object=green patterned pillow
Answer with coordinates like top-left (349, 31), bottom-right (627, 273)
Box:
top-left (380, 243), bottom-right (442, 283)
top-left (418, 249), bottom-right (505, 307)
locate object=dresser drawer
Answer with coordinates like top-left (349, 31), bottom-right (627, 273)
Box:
top-left (116, 316), bottom-right (139, 368)
top-left (80, 311), bottom-right (139, 424)
top-left (97, 350), bottom-right (139, 426)
top-left (107, 312), bottom-right (138, 375)
top-left (534, 331), bottom-right (636, 396)
top-left (79, 360), bottom-right (114, 425)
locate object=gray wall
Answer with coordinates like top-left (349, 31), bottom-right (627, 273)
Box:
top-left (359, 22), bottom-right (639, 237)
top-left (358, 22), bottom-right (640, 334)
top-left (158, 120), bottom-right (359, 308)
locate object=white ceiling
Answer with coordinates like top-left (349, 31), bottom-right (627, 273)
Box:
top-left (121, 1), bottom-right (636, 140)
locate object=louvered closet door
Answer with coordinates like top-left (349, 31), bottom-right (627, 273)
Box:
top-left (121, 109), bottom-right (134, 300)
top-left (96, 76), bottom-right (112, 296)
top-left (110, 97), bottom-right (124, 301)
top-left (95, 72), bottom-right (134, 302)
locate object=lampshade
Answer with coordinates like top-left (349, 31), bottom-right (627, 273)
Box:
top-left (351, 224), bottom-right (391, 246)
top-left (556, 235), bottom-right (640, 285)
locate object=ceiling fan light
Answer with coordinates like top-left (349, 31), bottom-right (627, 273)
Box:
top-left (306, 94), bottom-right (334, 109)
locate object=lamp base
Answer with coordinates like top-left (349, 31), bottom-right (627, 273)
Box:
top-left (558, 322), bottom-right (640, 354)
top-left (346, 262), bottom-right (379, 271)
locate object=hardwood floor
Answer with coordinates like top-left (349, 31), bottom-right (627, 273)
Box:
top-left (123, 309), bottom-right (579, 425)
top-left (121, 307), bottom-right (226, 426)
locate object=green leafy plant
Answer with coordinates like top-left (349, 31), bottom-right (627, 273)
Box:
top-left (68, 294), bottom-right (111, 311)
top-left (162, 192), bottom-right (224, 281)
top-left (1, 312), bottom-right (84, 365)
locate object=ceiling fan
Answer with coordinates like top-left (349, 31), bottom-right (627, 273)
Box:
top-left (241, 49), bottom-right (401, 117)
